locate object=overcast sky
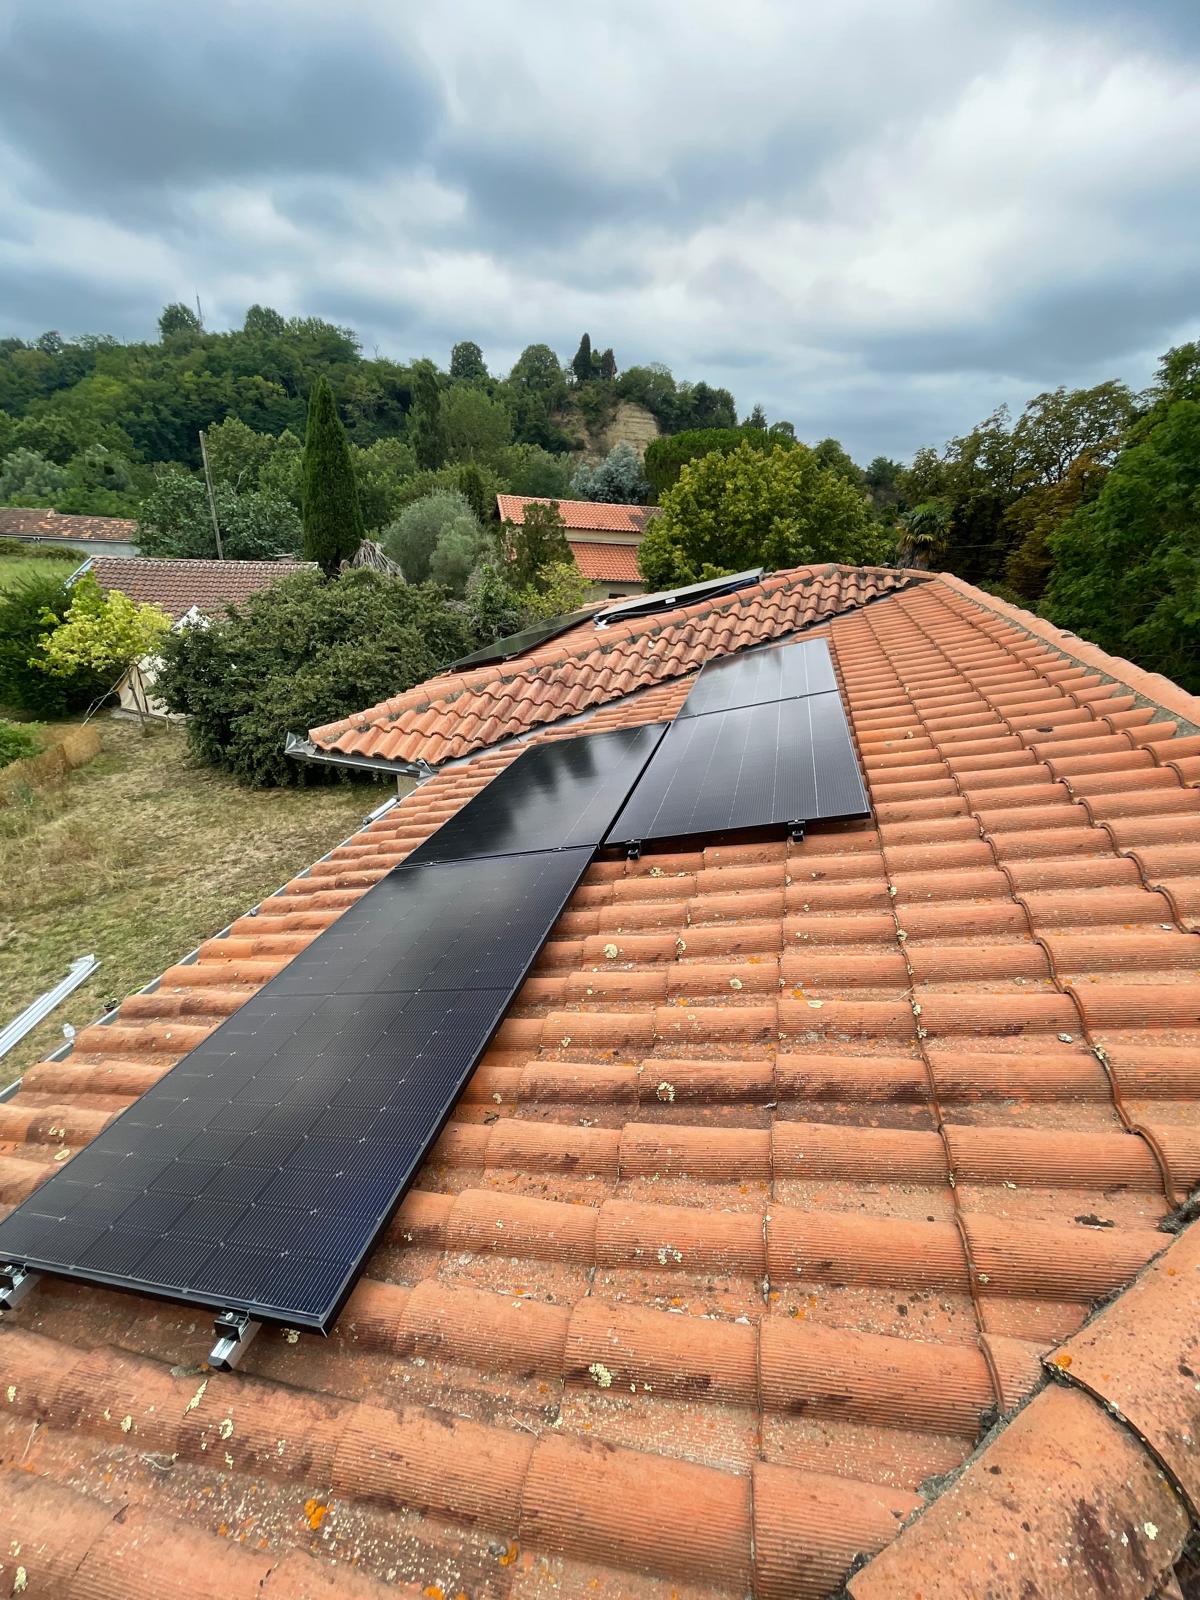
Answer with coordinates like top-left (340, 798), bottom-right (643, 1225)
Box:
top-left (1, 0), bottom-right (1198, 460)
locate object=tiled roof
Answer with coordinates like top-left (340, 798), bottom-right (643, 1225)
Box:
top-left (496, 493), bottom-right (661, 535)
top-left (2, 574), bottom-right (1200, 1596)
top-left (567, 539), bottom-right (642, 583)
top-left (310, 562), bottom-right (920, 768)
top-left (87, 555), bottom-right (316, 620)
top-left (0, 507), bottom-right (138, 542)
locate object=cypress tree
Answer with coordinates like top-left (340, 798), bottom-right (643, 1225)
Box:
top-left (571, 333), bottom-right (593, 386)
top-left (409, 359), bottom-right (445, 469)
top-left (599, 347), bottom-right (617, 381)
top-left (301, 375), bottom-right (365, 574)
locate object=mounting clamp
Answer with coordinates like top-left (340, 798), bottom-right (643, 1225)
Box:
top-left (788, 820), bottom-right (806, 843)
top-left (0, 1263), bottom-right (39, 1314)
top-left (626, 841), bottom-right (642, 861)
top-left (208, 1309), bottom-right (261, 1371)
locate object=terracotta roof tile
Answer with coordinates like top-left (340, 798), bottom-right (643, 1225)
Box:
top-left (497, 493), bottom-right (661, 534)
top-left (567, 539), bottom-right (642, 582)
top-left (87, 555), bottom-right (315, 620)
top-left (4, 572), bottom-right (1200, 1595)
top-left (0, 506), bottom-right (137, 542)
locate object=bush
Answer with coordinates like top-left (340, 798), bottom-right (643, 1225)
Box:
top-left (0, 718), bottom-right (42, 768)
top-left (643, 426), bottom-right (796, 499)
top-left (571, 442), bottom-right (648, 504)
top-left (154, 568), bottom-right (473, 786)
top-left (382, 489), bottom-right (481, 584)
top-left (0, 542), bottom-right (81, 562)
top-left (0, 569), bottom-right (110, 716)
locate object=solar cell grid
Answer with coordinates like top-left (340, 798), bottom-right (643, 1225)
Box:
top-left (678, 636), bottom-right (837, 719)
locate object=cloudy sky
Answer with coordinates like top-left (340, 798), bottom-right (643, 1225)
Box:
top-left (2, 0), bottom-right (1198, 459)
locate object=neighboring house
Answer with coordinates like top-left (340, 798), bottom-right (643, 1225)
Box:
top-left (496, 492), bottom-right (660, 598)
top-left (0, 506), bottom-right (139, 556)
top-left (3, 560), bottom-right (1200, 1598)
top-left (75, 554), bottom-right (314, 715)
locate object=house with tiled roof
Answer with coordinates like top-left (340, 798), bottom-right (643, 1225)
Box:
top-left (2, 561), bottom-right (1199, 1598)
top-left (496, 493), bottom-right (659, 598)
top-left (81, 554), bottom-right (316, 622)
top-left (0, 506), bottom-right (139, 554)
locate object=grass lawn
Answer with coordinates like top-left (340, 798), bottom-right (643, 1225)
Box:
top-left (0, 716), bottom-right (386, 1087)
top-left (0, 550), bottom-right (82, 592)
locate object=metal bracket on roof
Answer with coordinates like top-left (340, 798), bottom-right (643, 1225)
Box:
top-left (0, 1263), bottom-right (39, 1314)
top-left (208, 1309), bottom-right (261, 1371)
top-left (626, 840), bottom-right (642, 861)
top-left (788, 820), bottom-right (806, 843)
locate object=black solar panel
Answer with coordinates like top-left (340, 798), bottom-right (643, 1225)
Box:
top-left (0, 847), bottom-right (591, 1332)
top-left (678, 637), bottom-right (837, 719)
top-left (406, 723), bottom-right (666, 864)
top-left (594, 568), bottom-right (763, 627)
top-left (447, 605), bottom-right (599, 670)
top-left (605, 692), bottom-right (868, 846)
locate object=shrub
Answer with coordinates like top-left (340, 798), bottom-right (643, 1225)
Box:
top-left (33, 573), bottom-right (171, 682)
top-left (154, 568), bottom-right (473, 786)
top-left (1, 542), bottom-right (81, 562)
top-left (570, 441), bottom-right (648, 504)
top-left (0, 718), bottom-right (42, 768)
top-left (643, 426), bottom-right (796, 499)
top-left (0, 569), bottom-right (110, 716)
top-left (382, 489), bottom-right (480, 584)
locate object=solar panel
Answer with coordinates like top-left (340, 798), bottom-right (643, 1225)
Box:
top-left (448, 605), bottom-right (600, 670)
top-left (605, 692), bottom-right (868, 847)
top-left (406, 723), bottom-right (666, 864)
top-left (678, 637), bottom-right (837, 719)
top-left (0, 847), bottom-right (591, 1333)
top-left (594, 568), bottom-right (763, 628)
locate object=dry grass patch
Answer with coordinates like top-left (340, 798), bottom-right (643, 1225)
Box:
top-left (0, 715), bottom-right (384, 1086)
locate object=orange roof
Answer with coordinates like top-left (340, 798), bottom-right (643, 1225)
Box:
top-left (497, 493), bottom-right (661, 535)
top-left (3, 572), bottom-right (1200, 1597)
top-left (309, 562), bottom-right (919, 768)
top-left (88, 555), bottom-right (315, 620)
top-left (0, 507), bottom-right (137, 543)
top-left (567, 538), bottom-right (642, 583)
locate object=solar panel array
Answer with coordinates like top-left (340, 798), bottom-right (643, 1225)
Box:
top-left (0, 725), bottom-right (665, 1333)
top-left (447, 604), bottom-right (599, 671)
top-left (594, 567), bottom-right (763, 627)
top-left (605, 636), bottom-right (867, 847)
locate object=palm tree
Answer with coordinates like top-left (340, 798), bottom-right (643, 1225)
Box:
top-left (898, 500), bottom-right (951, 568)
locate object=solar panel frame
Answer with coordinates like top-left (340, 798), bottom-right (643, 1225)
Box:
top-left (0, 848), bottom-right (594, 1333)
top-left (604, 691), bottom-right (868, 847)
top-left (447, 604), bottom-right (601, 670)
top-left (677, 637), bottom-right (838, 719)
top-left (593, 568), bottom-right (763, 628)
top-left (404, 722), bottom-right (667, 865)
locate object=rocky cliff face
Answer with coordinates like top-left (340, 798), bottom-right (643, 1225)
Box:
top-left (558, 398), bottom-right (661, 463)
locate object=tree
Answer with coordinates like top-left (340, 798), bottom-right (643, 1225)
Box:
top-left (34, 573), bottom-right (171, 684)
top-left (449, 340), bottom-right (488, 383)
top-left (504, 344), bottom-right (570, 451)
top-left (383, 489), bottom-right (480, 585)
top-left (408, 358), bottom-right (445, 470)
top-left (301, 375), bottom-right (365, 572)
top-left (442, 386), bottom-right (512, 463)
top-left (506, 500), bottom-right (572, 591)
top-left (571, 441), bottom-right (649, 504)
top-left (1043, 393), bottom-right (1200, 692)
top-left (353, 436), bottom-right (417, 530)
top-left (639, 441), bottom-right (886, 589)
top-left (466, 559), bottom-right (526, 644)
top-left (0, 447), bottom-right (70, 505)
top-left (865, 456), bottom-right (903, 514)
top-left (0, 570), bottom-right (111, 717)
top-left (897, 501), bottom-right (951, 568)
top-left (810, 438), bottom-right (865, 488)
top-left (744, 404), bottom-right (768, 430)
top-left (494, 444), bottom-right (574, 498)
top-left (598, 348), bottom-right (617, 381)
top-left (429, 521), bottom-right (492, 596)
top-left (158, 302), bottom-right (203, 342)
top-left (572, 333), bottom-right (594, 386)
top-left (138, 469), bottom-right (303, 559)
top-left (455, 462), bottom-right (489, 524)
top-left (643, 426), bottom-right (796, 499)
top-left (154, 569), bottom-right (472, 786)
top-left (517, 560), bottom-right (587, 620)
top-left (243, 304), bottom-right (286, 337)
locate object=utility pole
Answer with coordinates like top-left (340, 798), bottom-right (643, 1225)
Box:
top-left (198, 430), bottom-right (225, 559)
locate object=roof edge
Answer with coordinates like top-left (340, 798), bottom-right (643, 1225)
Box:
top-left (283, 731), bottom-right (432, 779)
top-left (938, 573), bottom-right (1200, 734)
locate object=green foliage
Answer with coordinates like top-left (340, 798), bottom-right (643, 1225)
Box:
top-left (441, 385), bottom-right (512, 463)
top-left (455, 463), bottom-right (489, 525)
top-left (571, 378), bottom-right (619, 438)
top-left (0, 447), bottom-right (70, 504)
top-left (302, 376), bottom-right (364, 573)
top-left (154, 569), bottom-right (473, 786)
top-left (408, 359), bottom-right (445, 470)
top-left (383, 489), bottom-right (480, 585)
top-left (897, 501), bottom-right (951, 568)
top-left (204, 416), bottom-right (301, 500)
top-left (137, 468), bottom-right (303, 559)
top-left (0, 717), bottom-right (42, 768)
top-left (449, 340), bottom-right (489, 383)
top-left (494, 443), bottom-right (574, 499)
top-left (517, 560), bottom-right (587, 621)
top-left (614, 365), bottom-right (737, 435)
top-left (1044, 396), bottom-right (1200, 692)
top-left (0, 569), bottom-right (110, 716)
top-left (571, 333), bottom-right (594, 386)
top-left (598, 348), bottom-right (617, 382)
top-left (642, 442), bottom-right (885, 589)
top-left (642, 426), bottom-right (795, 498)
top-left (429, 522), bottom-right (492, 596)
top-left (744, 404), bottom-right (768, 430)
top-left (0, 541), bottom-right (79, 563)
top-left (353, 436), bottom-right (417, 531)
top-left (158, 302), bottom-right (203, 342)
top-left (571, 441), bottom-right (648, 504)
top-left (504, 344), bottom-right (571, 451)
top-left (33, 573), bottom-right (171, 680)
top-left (466, 559), bottom-right (526, 645)
top-left (810, 438), bottom-right (865, 487)
top-left (506, 500), bottom-right (572, 592)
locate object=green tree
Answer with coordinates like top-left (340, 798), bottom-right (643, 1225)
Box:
top-left (158, 302), bottom-right (203, 342)
top-left (408, 358), bottom-right (445, 470)
top-left (0, 447), bottom-right (70, 505)
top-left (0, 570), bottom-right (110, 716)
top-left (598, 348), bottom-right (617, 381)
top-left (442, 385), bottom-right (512, 463)
top-left (154, 569), bottom-right (472, 786)
top-left (494, 444), bottom-right (574, 498)
top-left (466, 559), bottom-right (526, 644)
top-left (810, 438), bottom-right (865, 488)
top-left (572, 333), bottom-right (594, 385)
top-left (383, 489), bottom-right (480, 584)
top-left (302, 375), bottom-right (365, 572)
top-left (640, 441), bottom-right (884, 588)
top-left (517, 560), bottom-right (587, 620)
top-left (429, 521), bottom-right (492, 596)
top-left (744, 404), bottom-right (768, 430)
top-left (897, 501), bottom-right (951, 568)
top-left (137, 469), bottom-right (303, 559)
top-left (33, 573), bottom-right (171, 681)
top-left (455, 462), bottom-right (489, 524)
top-left (243, 304), bottom-right (286, 337)
top-left (506, 500), bottom-right (572, 590)
top-left (643, 426), bottom-right (795, 499)
top-left (504, 344), bottom-right (570, 451)
top-left (449, 340), bottom-right (488, 382)
top-left (571, 441), bottom-right (648, 503)
top-left (1044, 394), bottom-right (1200, 691)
